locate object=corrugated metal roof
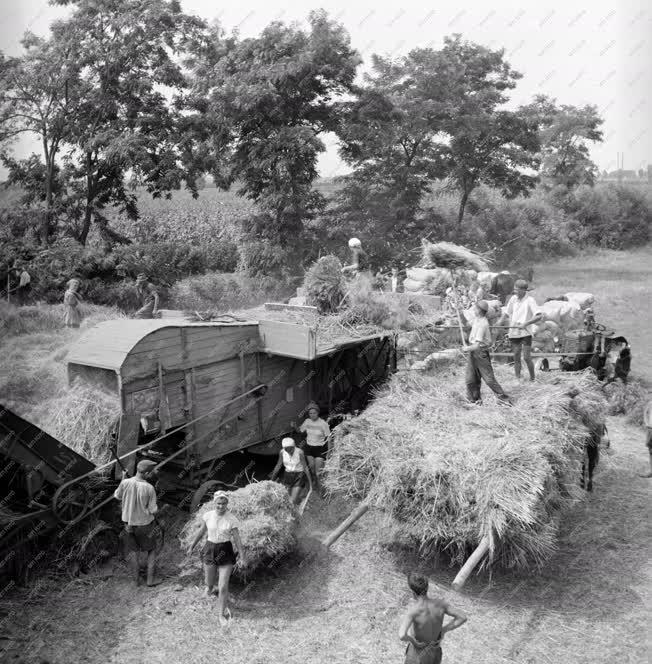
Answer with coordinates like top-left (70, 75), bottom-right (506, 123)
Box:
top-left (66, 319), bottom-right (258, 372)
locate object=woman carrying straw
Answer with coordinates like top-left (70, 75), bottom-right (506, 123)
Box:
top-left (63, 278), bottom-right (83, 328)
top-left (292, 402), bottom-right (330, 497)
top-left (188, 491), bottom-right (245, 626)
top-left (271, 437), bottom-right (313, 505)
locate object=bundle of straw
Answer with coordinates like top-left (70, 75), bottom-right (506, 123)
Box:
top-left (304, 255), bottom-right (346, 314)
top-left (421, 240), bottom-right (490, 273)
top-left (178, 481), bottom-right (299, 578)
top-left (603, 379), bottom-right (649, 426)
top-left (325, 369), bottom-right (603, 571)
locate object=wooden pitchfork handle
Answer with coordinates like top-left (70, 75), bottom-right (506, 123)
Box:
top-left (298, 486), bottom-right (313, 515)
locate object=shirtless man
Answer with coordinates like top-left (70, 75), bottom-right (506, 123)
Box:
top-left (399, 573), bottom-right (467, 664)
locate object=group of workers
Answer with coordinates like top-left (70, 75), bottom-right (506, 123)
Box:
top-left (464, 278), bottom-right (542, 405)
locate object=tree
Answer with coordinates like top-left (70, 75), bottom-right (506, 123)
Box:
top-left (519, 95), bottom-right (603, 189)
top-left (191, 10), bottom-right (360, 260)
top-left (47, 0), bottom-right (211, 245)
top-left (0, 34), bottom-right (77, 243)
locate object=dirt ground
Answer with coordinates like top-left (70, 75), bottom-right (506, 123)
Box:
top-left (2, 246), bottom-right (652, 663)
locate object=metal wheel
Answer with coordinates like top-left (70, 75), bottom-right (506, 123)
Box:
top-left (52, 482), bottom-right (90, 524)
top-left (190, 480), bottom-right (232, 513)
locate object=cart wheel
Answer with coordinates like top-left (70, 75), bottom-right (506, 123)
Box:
top-left (77, 523), bottom-right (120, 573)
top-left (535, 358), bottom-right (550, 372)
top-left (52, 482), bottom-right (90, 524)
top-left (190, 480), bottom-right (233, 513)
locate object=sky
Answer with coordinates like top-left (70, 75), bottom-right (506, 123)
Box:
top-left (1, 0), bottom-right (651, 178)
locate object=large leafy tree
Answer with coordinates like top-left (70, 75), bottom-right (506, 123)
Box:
top-left (46, 0), bottom-right (211, 245)
top-left (191, 10), bottom-right (360, 261)
top-left (0, 34), bottom-right (78, 243)
top-left (519, 95), bottom-right (603, 189)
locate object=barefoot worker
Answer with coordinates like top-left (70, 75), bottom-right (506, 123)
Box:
top-left (399, 573), bottom-right (467, 664)
top-left (292, 402), bottom-right (330, 497)
top-left (113, 459), bottom-right (162, 587)
top-left (188, 491), bottom-right (245, 626)
top-left (271, 437), bottom-right (313, 505)
top-left (464, 300), bottom-right (510, 405)
top-left (506, 279), bottom-right (543, 381)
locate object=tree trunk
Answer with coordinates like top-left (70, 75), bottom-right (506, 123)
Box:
top-left (79, 153), bottom-right (94, 246)
top-left (456, 188), bottom-right (470, 239)
top-left (79, 204), bottom-right (93, 246)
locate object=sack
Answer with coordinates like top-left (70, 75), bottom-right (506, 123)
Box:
top-left (565, 292), bottom-right (595, 309)
top-left (541, 301), bottom-right (563, 324)
top-left (403, 278), bottom-right (425, 292)
top-left (477, 271), bottom-right (497, 289)
top-left (406, 267), bottom-right (446, 283)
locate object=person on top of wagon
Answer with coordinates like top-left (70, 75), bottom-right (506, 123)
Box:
top-left (342, 237), bottom-right (370, 278)
top-left (134, 273), bottom-right (159, 319)
top-left (506, 279), bottom-right (543, 382)
top-left (270, 437), bottom-right (313, 506)
top-left (291, 402), bottom-right (330, 498)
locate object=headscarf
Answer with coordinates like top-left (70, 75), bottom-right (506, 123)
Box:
top-left (281, 437), bottom-right (295, 448)
top-left (213, 490), bottom-right (229, 502)
top-left (67, 278), bottom-right (80, 290)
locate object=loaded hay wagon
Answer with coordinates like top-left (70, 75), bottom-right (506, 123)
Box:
top-left (63, 314), bottom-right (397, 511)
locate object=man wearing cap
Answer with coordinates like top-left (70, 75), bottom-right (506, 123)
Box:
top-left (134, 274), bottom-right (159, 319)
top-left (464, 300), bottom-right (510, 405)
top-left (114, 459), bottom-right (161, 586)
top-left (270, 437), bottom-right (313, 505)
top-left (506, 279), bottom-right (543, 381)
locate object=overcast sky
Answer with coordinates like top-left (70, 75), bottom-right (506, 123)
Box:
top-left (1, 0), bottom-right (650, 178)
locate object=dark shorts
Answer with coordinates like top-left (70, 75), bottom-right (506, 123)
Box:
top-left (305, 444), bottom-right (328, 460)
top-left (405, 642), bottom-right (442, 664)
top-left (125, 522), bottom-right (157, 553)
top-left (201, 540), bottom-right (236, 567)
top-left (510, 335), bottom-right (532, 349)
top-left (646, 428), bottom-right (652, 450)
top-left (283, 471), bottom-right (305, 488)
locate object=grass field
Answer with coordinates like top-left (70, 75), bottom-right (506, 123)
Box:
top-left (1, 247), bottom-right (651, 664)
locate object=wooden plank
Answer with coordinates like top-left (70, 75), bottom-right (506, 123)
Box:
top-left (264, 302), bottom-right (319, 315)
top-left (130, 336), bottom-right (182, 355)
top-left (258, 320), bottom-right (316, 360)
top-left (186, 327), bottom-right (258, 344)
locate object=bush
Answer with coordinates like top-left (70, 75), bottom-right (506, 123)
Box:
top-left (168, 271), bottom-right (297, 312)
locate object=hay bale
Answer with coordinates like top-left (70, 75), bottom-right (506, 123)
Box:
top-left (325, 369), bottom-right (602, 571)
top-left (304, 255), bottom-right (345, 313)
top-left (422, 241), bottom-right (490, 272)
top-left (178, 481), bottom-right (299, 578)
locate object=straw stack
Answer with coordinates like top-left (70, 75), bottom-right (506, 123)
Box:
top-left (325, 368), bottom-right (605, 571)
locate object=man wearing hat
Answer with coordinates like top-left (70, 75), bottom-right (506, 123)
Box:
top-left (506, 279), bottom-right (543, 381)
top-left (134, 273), bottom-right (159, 319)
top-left (113, 459), bottom-right (162, 586)
top-left (464, 299), bottom-right (510, 405)
top-left (270, 437), bottom-right (313, 505)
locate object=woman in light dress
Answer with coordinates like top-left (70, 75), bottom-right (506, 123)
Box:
top-left (63, 279), bottom-right (83, 328)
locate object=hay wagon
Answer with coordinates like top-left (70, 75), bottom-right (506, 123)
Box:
top-left (63, 315), bottom-right (396, 511)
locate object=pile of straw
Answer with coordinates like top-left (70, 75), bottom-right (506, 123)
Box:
top-left (45, 382), bottom-right (122, 466)
top-left (325, 368), bottom-right (604, 571)
top-left (178, 481), bottom-right (299, 578)
top-left (421, 240), bottom-right (490, 273)
top-left (304, 255), bottom-right (346, 314)
top-left (603, 379), bottom-right (650, 426)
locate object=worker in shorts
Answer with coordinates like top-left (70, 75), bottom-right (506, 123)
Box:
top-left (187, 490), bottom-right (245, 626)
top-left (113, 459), bottom-right (162, 587)
top-left (642, 400), bottom-right (652, 478)
top-left (505, 279), bottom-right (543, 381)
top-left (292, 402), bottom-right (330, 497)
top-left (399, 572), bottom-right (467, 664)
top-left (464, 300), bottom-right (511, 405)
top-left (270, 437), bottom-right (313, 505)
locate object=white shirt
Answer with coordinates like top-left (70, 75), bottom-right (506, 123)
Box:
top-left (282, 448), bottom-right (304, 472)
top-left (203, 510), bottom-right (240, 544)
top-left (300, 417), bottom-right (330, 447)
top-left (506, 294), bottom-right (541, 339)
top-left (469, 316), bottom-right (492, 348)
top-left (114, 476), bottom-right (157, 526)
top-left (19, 270), bottom-right (31, 287)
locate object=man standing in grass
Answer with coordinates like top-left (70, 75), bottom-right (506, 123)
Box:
top-left (399, 573), bottom-right (467, 664)
top-left (464, 300), bottom-right (511, 405)
top-left (114, 459), bottom-right (162, 587)
top-left (506, 279), bottom-right (543, 381)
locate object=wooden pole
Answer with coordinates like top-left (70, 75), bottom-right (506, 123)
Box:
top-left (451, 272), bottom-right (468, 349)
top-left (451, 536), bottom-right (490, 591)
top-left (323, 502), bottom-right (370, 548)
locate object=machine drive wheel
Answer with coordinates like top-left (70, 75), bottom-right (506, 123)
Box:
top-left (52, 482), bottom-right (91, 524)
top-left (535, 358), bottom-right (550, 372)
top-left (190, 480), bottom-right (233, 513)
